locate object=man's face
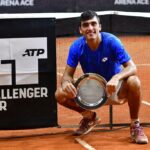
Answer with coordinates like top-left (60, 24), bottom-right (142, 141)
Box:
top-left (79, 16), bottom-right (101, 41)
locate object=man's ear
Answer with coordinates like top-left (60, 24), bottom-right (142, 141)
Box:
top-left (99, 24), bottom-right (102, 31)
top-left (79, 27), bottom-right (82, 34)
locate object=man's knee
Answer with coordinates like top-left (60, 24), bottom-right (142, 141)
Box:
top-left (55, 88), bottom-right (59, 100)
top-left (55, 88), bottom-right (68, 104)
top-left (127, 75), bottom-right (141, 90)
top-left (55, 88), bottom-right (63, 102)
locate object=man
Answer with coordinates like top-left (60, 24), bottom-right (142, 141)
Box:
top-left (55, 10), bottom-right (148, 144)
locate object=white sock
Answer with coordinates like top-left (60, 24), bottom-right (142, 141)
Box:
top-left (131, 119), bottom-right (140, 126)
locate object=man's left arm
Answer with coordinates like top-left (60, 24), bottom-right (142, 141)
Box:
top-left (114, 59), bottom-right (137, 80)
top-left (106, 60), bottom-right (137, 95)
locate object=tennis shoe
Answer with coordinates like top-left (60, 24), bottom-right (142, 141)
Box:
top-left (73, 112), bottom-right (100, 136)
top-left (130, 122), bottom-right (148, 144)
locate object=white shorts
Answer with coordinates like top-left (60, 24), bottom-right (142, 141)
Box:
top-left (104, 80), bottom-right (127, 105)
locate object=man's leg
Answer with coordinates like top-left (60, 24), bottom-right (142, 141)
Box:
top-left (118, 75), bottom-right (148, 144)
top-left (55, 88), bottom-right (100, 135)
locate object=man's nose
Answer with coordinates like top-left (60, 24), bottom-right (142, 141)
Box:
top-left (87, 24), bottom-right (93, 30)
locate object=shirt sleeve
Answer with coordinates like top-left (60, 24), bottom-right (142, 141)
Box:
top-left (67, 42), bottom-right (79, 68)
top-left (110, 36), bottom-right (131, 64)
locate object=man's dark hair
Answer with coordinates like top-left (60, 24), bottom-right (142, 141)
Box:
top-left (80, 10), bottom-right (100, 25)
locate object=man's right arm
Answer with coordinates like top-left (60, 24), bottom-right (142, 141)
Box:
top-left (61, 65), bottom-right (77, 98)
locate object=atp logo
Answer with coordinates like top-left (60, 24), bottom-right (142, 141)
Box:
top-left (22, 49), bottom-right (45, 56)
top-left (0, 37), bottom-right (47, 85)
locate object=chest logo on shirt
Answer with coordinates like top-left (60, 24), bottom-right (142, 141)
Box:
top-left (102, 57), bottom-right (108, 62)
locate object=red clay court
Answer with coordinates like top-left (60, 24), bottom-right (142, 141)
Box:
top-left (0, 35), bottom-right (149, 150)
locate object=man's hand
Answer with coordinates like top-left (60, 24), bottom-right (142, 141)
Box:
top-left (62, 80), bottom-right (77, 99)
top-left (106, 76), bottom-right (120, 96)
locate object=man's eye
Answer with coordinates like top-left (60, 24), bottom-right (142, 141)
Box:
top-left (91, 22), bottom-right (97, 26)
top-left (82, 23), bottom-right (89, 27)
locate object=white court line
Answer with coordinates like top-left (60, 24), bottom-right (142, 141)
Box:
top-left (142, 101), bottom-right (150, 106)
top-left (57, 66), bottom-right (81, 70)
top-left (137, 64), bottom-right (150, 66)
top-left (57, 64), bottom-right (150, 69)
top-left (57, 72), bottom-right (78, 80)
top-left (75, 138), bottom-right (96, 150)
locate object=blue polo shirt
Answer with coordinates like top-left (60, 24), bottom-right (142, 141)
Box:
top-left (67, 32), bottom-right (131, 81)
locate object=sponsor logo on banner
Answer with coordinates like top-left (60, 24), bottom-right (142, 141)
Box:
top-left (0, 0), bottom-right (34, 6)
top-left (114, 0), bottom-right (149, 5)
top-left (0, 37), bottom-right (48, 111)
